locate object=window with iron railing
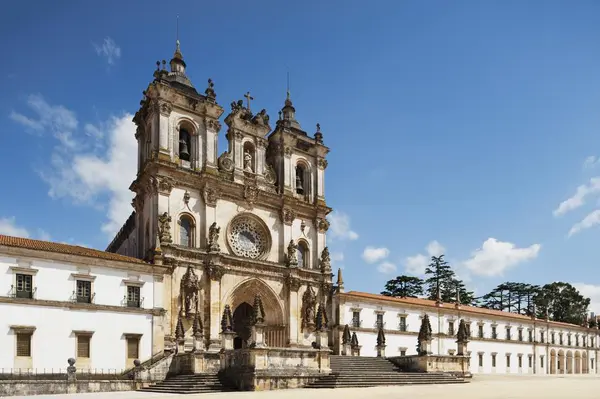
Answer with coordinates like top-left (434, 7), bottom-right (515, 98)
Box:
top-left (375, 314), bottom-right (384, 329)
top-left (506, 328), bottom-right (512, 340)
top-left (559, 334), bottom-right (563, 345)
top-left (478, 325), bottom-right (484, 339)
top-left (448, 321), bottom-right (455, 336)
top-left (528, 330), bottom-right (533, 342)
top-left (75, 280), bottom-right (93, 304)
top-left (398, 316), bottom-right (407, 332)
top-left (551, 332), bottom-right (555, 344)
top-left (491, 326), bottom-right (497, 339)
top-left (126, 286), bottom-right (141, 308)
top-left (567, 335), bottom-right (571, 346)
top-left (14, 274), bottom-right (34, 299)
top-left (518, 329), bottom-right (523, 341)
top-left (351, 311), bottom-right (361, 328)
top-left (540, 331), bottom-right (545, 343)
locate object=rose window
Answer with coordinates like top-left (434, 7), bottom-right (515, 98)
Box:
top-left (227, 216), bottom-right (269, 259)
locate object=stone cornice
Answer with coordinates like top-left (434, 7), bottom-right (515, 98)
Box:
top-left (0, 245), bottom-right (168, 277)
top-left (0, 296), bottom-right (166, 316)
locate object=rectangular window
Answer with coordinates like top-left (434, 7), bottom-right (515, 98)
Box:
top-left (551, 332), bottom-right (555, 344)
top-left (76, 280), bottom-right (92, 303)
top-left (492, 326), bottom-right (497, 339)
top-left (528, 356), bottom-right (532, 368)
top-left (506, 328), bottom-right (511, 340)
top-left (15, 274), bottom-right (33, 299)
top-left (492, 354), bottom-right (496, 367)
top-left (567, 335), bottom-right (571, 346)
top-left (584, 337), bottom-right (587, 347)
top-left (400, 350), bottom-right (406, 356)
top-left (127, 286), bottom-right (141, 308)
top-left (541, 331), bottom-right (545, 343)
top-left (592, 338), bottom-right (595, 347)
top-left (478, 354), bottom-right (483, 367)
top-left (398, 316), bottom-right (407, 332)
top-left (16, 333), bottom-right (32, 357)
top-left (448, 321), bottom-right (455, 336)
top-left (352, 311), bottom-right (360, 328)
top-left (506, 355), bottom-right (511, 368)
top-left (466, 323), bottom-right (471, 337)
top-left (541, 356), bottom-right (544, 368)
top-left (478, 325), bottom-right (484, 338)
top-left (518, 329), bottom-right (523, 341)
top-left (518, 356), bottom-right (522, 368)
top-left (376, 314), bottom-right (384, 329)
top-left (576, 336), bottom-right (579, 347)
top-left (127, 337), bottom-right (140, 359)
top-left (528, 330), bottom-right (533, 342)
top-left (77, 335), bottom-right (90, 358)
top-left (559, 334), bottom-right (563, 345)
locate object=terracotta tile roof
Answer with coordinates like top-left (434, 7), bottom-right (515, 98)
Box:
top-left (0, 235), bottom-right (146, 265)
top-left (343, 291), bottom-right (589, 330)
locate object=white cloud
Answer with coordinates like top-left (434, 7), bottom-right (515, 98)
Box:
top-left (462, 238), bottom-right (541, 277)
top-left (583, 156), bottom-right (600, 170)
top-left (572, 283), bottom-right (600, 314)
top-left (362, 246), bottom-right (389, 264)
top-left (0, 217), bottom-right (30, 238)
top-left (426, 240), bottom-right (445, 257)
top-left (377, 261), bottom-right (397, 274)
top-left (327, 211), bottom-right (359, 241)
top-left (568, 209), bottom-right (600, 237)
top-left (402, 240), bottom-right (446, 276)
top-left (11, 95), bottom-right (136, 238)
top-left (93, 37), bottom-right (121, 66)
top-left (36, 229), bottom-right (52, 241)
top-left (404, 254), bottom-right (428, 275)
top-left (9, 110), bottom-right (43, 131)
top-left (553, 177), bottom-right (600, 217)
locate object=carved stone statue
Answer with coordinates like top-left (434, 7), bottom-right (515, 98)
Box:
top-left (230, 99), bottom-right (244, 112)
top-left (208, 222), bottom-right (220, 252)
top-left (158, 212), bottom-right (172, 243)
top-left (243, 150), bottom-right (253, 172)
top-left (253, 109), bottom-right (270, 126)
top-left (180, 266), bottom-right (200, 318)
top-left (301, 285), bottom-right (317, 329)
top-left (264, 164), bottom-right (277, 185)
top-left (320, 247), bottom-right (331, 273)
top-left (287, 239), bottom-right (298, 267)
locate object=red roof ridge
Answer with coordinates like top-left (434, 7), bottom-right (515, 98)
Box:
top-left (0, 234), bottom-right (147, 265)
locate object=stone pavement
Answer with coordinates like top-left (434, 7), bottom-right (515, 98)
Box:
top-left (4, 375), bottom-right (600, 399)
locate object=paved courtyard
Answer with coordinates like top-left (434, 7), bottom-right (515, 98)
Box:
top-left (4, 375), bottom-right (600, 399)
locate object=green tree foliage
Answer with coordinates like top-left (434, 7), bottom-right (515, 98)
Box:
top-left (381, 275), bottom-right (424, 298)
top-left (534, 282), bottom-right (590, 325)
top-left (480, 282), bottom-right (539, 315)
top-left (424, 255), bottom-right (474, 305)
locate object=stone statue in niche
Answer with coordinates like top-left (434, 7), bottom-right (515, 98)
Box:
top-left (301, 284), bottom-right (317, 330)
top-left (243, 150), bottom-right (253, 173)
top-left (286, 239), bottom-right (298, 267)
top-left (320, 247), bottom-right (331, 272)
top-left (208, 222), bottom-right (221, 252)
top-left (180, 265), bottom-right (200, 318)
top-left (158, 212), bottom-right (172, 243)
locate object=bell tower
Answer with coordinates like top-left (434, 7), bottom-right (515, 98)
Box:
top-left (127, 39), bottom-right (224, 260)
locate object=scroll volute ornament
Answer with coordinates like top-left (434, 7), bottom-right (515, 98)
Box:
top-left (301, 285), bottom-right (317, 330)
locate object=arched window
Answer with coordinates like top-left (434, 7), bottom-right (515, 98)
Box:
top-left (179, 215), bottom-right (195, 247)
top-left (298, 241), bottom-right (309, 268)
top-left (179, 128), bottom-right (191, 162)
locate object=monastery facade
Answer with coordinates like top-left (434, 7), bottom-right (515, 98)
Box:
top-left (0, 40), bottom-right (597, 379)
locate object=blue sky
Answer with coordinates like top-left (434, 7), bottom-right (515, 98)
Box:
top-left (2, 1), bottom-right (600, 309)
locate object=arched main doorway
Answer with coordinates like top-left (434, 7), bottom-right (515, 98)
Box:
top-left (550, 349), bottom-right (557, 374)
top-left (232, 302), bottom-right (254, 349)
top-left (226, 278), bottom-right (287, 348)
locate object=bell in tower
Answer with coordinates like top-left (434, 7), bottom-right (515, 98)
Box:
top-left (179, 128), bottom-right (191, 161)
top-left (295, 166), bottom-right (304, 195)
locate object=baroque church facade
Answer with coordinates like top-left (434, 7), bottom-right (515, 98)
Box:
top-left (106, 40), bottom-right (333, 356)
top-left (0, 40), bottom-right (599, 384)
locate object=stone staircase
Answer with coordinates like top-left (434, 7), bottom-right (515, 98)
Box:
top-left (305, 355), bottom-right (468, 388)
top-left (139, 373), bottom-right (232, 394)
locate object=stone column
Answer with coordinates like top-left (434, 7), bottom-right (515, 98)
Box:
top-left (158, 103), bottom-right (171, 155)
top-left (205, 259), bottom-right (224, 352)
top-left (283, 147), bottom-right (293, 194)
top-left (281, 207), bottom-right (295, 263)
top-left (316, 157), bottom-right (327, 200)
top-left (286, 275), bottom-right (301, 347)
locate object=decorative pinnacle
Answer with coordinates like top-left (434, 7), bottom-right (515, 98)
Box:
top-left (175, 313), bottom-right (185, 341)
top-left (252, 294), bottom-right (265, 325)
top-left (376, 326), bottom-right (386, 347)
top-left (221, 305), bottom-right (233, 332)
top-left (351, 331), bottom-right (359, 347)
top-left (342, 324), bottom-right (352, 345)
top-left (192, 312), bottom-right (203, 339)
